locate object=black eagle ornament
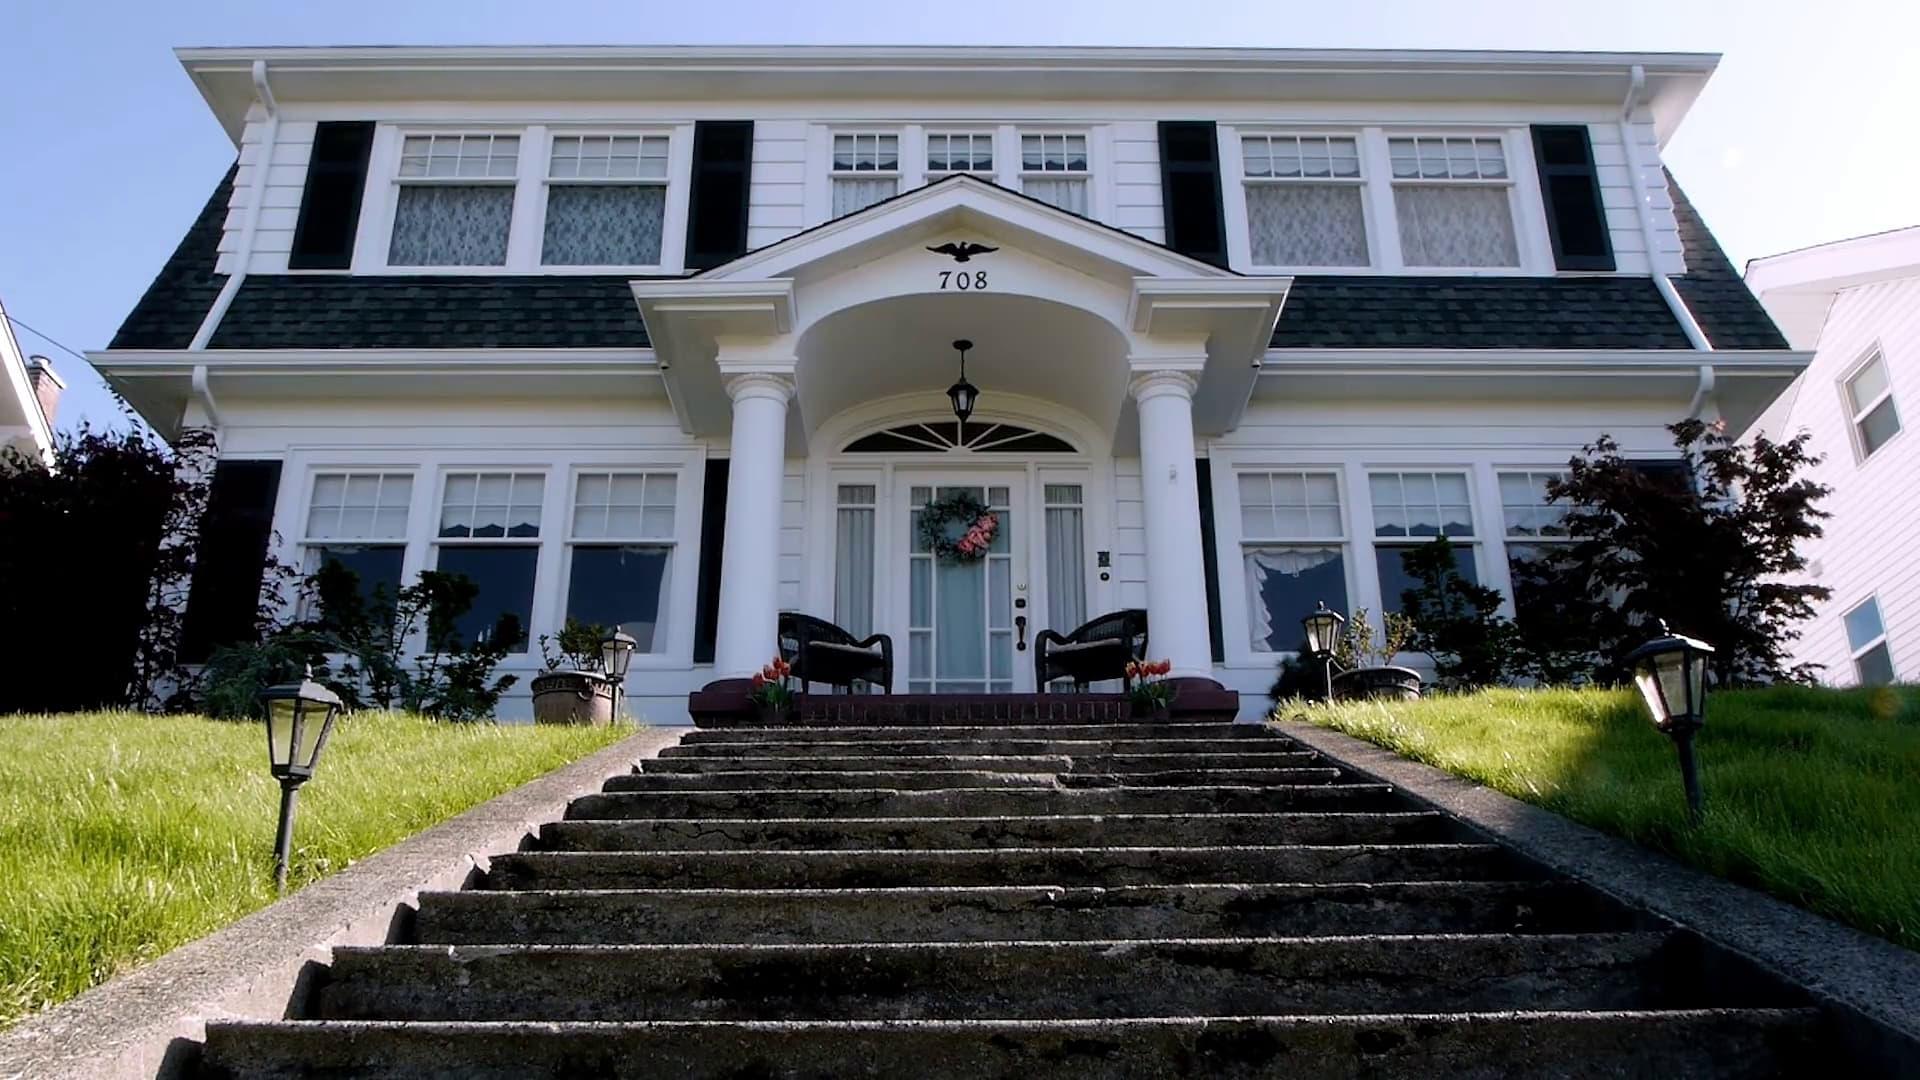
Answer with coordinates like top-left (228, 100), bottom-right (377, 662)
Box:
top-left (927, 241), bottom-right (999, 263)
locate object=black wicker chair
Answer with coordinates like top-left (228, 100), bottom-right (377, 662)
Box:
top-left (777, 612), bottom-right (894, 693)
top-left (1033, 608), bottom-right (1149, 691)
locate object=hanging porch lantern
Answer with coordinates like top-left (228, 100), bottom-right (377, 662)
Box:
top-left (946, 338), bottom-right (979, 424)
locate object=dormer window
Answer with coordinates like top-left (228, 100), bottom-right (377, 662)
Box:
top-left (1387, 135), bottom-right (1519, 268)
top-left (388, 134), bottom-right (519, 266)
top-left (831, 133), bottom-right (900, 218)
top-left (1020, 133), bottom-right (1089, 216)
top-left (1241, 134), bottom-right (1369, 267)
top-left (541, 135), bottom-right (670, 266)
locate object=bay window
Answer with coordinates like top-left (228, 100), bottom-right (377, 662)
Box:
top-left (388, 134), bottom-right (518, 266)
top-left (565, 472), bottom-right (676, 652)
top-left (304, 472), bottom-right (412, 612)
top-left (1388, 135), bottom-right (1519, 268)
top-left (831, 133), bottom-right (900, 218)
top-left (542, 135), bottom-right (669, 266)
top-left (1020, 133), bottom-right (1089, 216)
top-left (435, 472), bottom-right (544, 651)
top-left (1239, 471), bottom-right (1348, 652)
top-left (1241, 134), bottom-right (1369, 267)
top-left (1370, 471), bottom-right (1479, 614)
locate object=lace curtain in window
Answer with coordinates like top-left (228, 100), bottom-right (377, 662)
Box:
top-left (389, 185), bottom-right (513, 266)
top-left (1023, 178), bottom-right (1088, 216)
top-left (832, 177), bottom-right (898, 218)
top-left (1247, 185), bottom-right (1368, 266)
top-left (542, 185), bottom-right (666, 266)
top-left (1394, 185), bottom-right (1518, 268)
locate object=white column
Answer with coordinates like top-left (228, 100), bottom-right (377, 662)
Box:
top-left (713, 372), bottom-right (795, 679)
top-left (1131, 369), bottom-right (1215, 679)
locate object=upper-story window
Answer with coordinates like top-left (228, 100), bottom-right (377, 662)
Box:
top-left (831, 133), bottom-right (900, 218)
top-left (388, 134), bottom-right (519, 266)
top-left (542, 135), bottom-right (670, 266)
top-left (1844, 595), bottom-right (1896, 686)
top-left (1241, 134), bottom-right (1368, 267)
top-left (1845, 348), bottom-right (1902, 460)
top-left (1020, 133), bottom-right (1089, 216)
top-left (1388, 135), bottom-right (1519, 268)
top-left (927, 132), bottom-right (995, 179)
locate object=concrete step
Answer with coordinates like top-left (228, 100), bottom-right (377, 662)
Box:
top-left (412, 880), bottom-right (1638, 946)
top-left (644, 752), bottom-right (1328, 773)
top-left (606, 766), bottom-right (1351, 790)
top-left (564, 784), bottom-right (1406, 821)
top-left (658, 738), bottom-right (1314, 759)
top-left (201, 1008), bottom-right (1823, 1079)
top-left (538, 811), bottom-right (1478, 852)
top-left (678, 722), bottom-right (1266, 744)
top-left (316, 931), bottom-right (1794, 1022)
top-left (481, 844), bottom-right (1526, 890)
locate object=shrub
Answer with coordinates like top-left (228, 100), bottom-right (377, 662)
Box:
top-left (1397, 537), bottom-right (1522, 690)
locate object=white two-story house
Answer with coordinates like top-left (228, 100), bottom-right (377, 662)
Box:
top-left (94, 45), bottom-right (1801, 722)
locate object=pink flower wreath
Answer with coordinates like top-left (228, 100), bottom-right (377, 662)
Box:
top-left (918, 490), bottom-right (1000, 563)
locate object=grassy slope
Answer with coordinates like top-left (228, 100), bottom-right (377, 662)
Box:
top-left (1300, 685), bottom-right (1920, 952)
top-left (0, 712), bottom-right (629, 1026)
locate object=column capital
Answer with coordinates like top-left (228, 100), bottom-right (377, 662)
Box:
top-left (723, 371), bottom-right (796, 405)
top-left (1129, 369), bottom-right (1198, 404)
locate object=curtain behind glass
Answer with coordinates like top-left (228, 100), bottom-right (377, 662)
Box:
top-left (832, 178), bottom-right (898, 218)
top-left (389, 185), bottom-right (513, 265)
top-left (935, 559), bottom-right (987, 688)
top-left (1023, 178), bottom-right (1089, 216)
top-left (1246, 185), bottom-right (1369, 266)
top-left (834, 486), bottom-right (875, 638)
top-left (542, 185), bottom-right (665, 265)
top-left (1245, 546), bottom-right (1346, 652)
top-left (1394, 185), bottom-right (1518, 267)
top-left (1044, 486), bottom-right (1086, 635)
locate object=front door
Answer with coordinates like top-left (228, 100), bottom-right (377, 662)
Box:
top-left (898, 475), bottom-right (1029, 693)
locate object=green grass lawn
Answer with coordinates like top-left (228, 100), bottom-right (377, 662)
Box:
top-left (1296, 684), bottom-right (1920, 952)
top-left (0, 712), bottom-right (630, 1027)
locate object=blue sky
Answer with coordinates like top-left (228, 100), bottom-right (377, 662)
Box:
top-left (5, 0), bottom-right (1915, 433)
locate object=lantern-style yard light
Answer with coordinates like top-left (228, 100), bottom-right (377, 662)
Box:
top-left (946, 339), bottom-right (979, 425)
top-left (1301, 601), bottom-right (1346, 704)
top-left (601, 629), bottom-right (638, 716)
top-left (258, 666), bottom-right (344, 891)
top-left (1625, 620), bottom-right (1716, 822)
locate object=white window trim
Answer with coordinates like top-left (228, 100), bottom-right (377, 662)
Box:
top-left (1365, 467), bottom-right (1487, 623)
top-left (561, 467), bottom-right (682, 655)
top-left (1015, 128), bottom-right (1096, 214)
top-left (534, 127), bottom-right (686, 272)
top-left (1843, 595), bottom-right (1896, 685)
top-left (825, 128), bottom-right (907, 219)
top-left (1841, 345), bottom-right (1903, 464)
top-left (1383, 130), bottom-right (1534, 274)
top-left (1229, 467), bottom-right (1353, 659)
top-left (1228, 128), bottom-right (1379, 274)
top-left (352, 123), bottom-right (693, 276)
top-left (924, 129), bottom-right (998, 180)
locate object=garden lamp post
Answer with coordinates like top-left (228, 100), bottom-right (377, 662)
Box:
top-left (1625, 620), bottom-right (1716, 823)
top-left (1302, 601), bottom-right (1346, 704)
top-left (257, 666), bottom-right (344, 892)
top-left (601, 629), bottom-right (638, 715)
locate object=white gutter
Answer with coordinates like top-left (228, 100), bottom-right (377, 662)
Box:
top-left (1620, 63), bottom-right (1713, 353)
top-left (189, 59), bottom-right (277, 351)
top-left (190, 363), bottom-right (224, 429)
top-left (1685, 362), bottom-right (1717, 419)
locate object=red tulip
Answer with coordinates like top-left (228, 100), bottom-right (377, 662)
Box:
top-left (751, 673), bottom-right (766, 689)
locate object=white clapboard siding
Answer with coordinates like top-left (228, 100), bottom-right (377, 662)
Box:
top-left (748, 121), bottom-right (809, 251)
top-left (221, 119), bottom-right (317, 274)
top-left (779, 463), bottom-right (808, 611)
top-left (1586, 113), bottom-right (1684, 276)
top-left (1109, 461), bottom-right (1149, 610)
top-left (1109, 122), bottom-right (1165, 245)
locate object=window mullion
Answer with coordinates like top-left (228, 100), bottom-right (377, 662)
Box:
top-left (1360, 129), bottom-right (1402, 270)
top-left (504, 125), bottom-right (547, 271)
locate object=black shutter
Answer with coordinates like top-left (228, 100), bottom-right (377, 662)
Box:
top-left (180, 460), bottom-right (284, 663)
top-left (691, 458), bottom-right (730, 664)
top-left (685, 121), bottom-right (755, 271)
top-left (1195, 458), bottom-right (1226, 664)
top-left (1158, 122), bottom-right (1228, 268)
top-left (1531, 125), bottom-right (1616, 272)
top-left (288, 121), bottom-right (376, 271)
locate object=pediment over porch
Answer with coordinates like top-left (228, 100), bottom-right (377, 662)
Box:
top-left (632, 176), bottom-right (1290, 448)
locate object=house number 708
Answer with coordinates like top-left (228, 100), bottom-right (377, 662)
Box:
top-left (937, 270), bottom-right (988, 290)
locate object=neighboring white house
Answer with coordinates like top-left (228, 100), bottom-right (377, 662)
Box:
top-left (91, 45), bottom-right (1802, 721)
top-left (1747, 225), bottom-right (1920, 686)
top-left (0, 294), bottom-right (58, 463)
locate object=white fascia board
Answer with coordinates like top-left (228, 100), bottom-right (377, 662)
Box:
top-left (1746, 225), bottom-right (1920, 298)
top-left (90, 348), bottom-right (659, 377)
top-left (1261, 348), bottom-right (1810, 376)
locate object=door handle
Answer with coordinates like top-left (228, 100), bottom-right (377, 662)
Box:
top-left (1014, 615), bottom-right (1028, 651)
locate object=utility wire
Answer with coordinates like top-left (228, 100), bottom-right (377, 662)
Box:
top-left (6, 314), bottom-right (93, 366)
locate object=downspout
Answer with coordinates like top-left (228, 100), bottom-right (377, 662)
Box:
top-left (189, 59), bottom-right (277, 352)
top-left (190, 363), bottom-right (224, 430)
top-left (1619, 64), bottom-right (1713, 354)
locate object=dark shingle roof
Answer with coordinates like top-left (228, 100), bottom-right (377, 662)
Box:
top-left (108, 164), bottom-right (234, 349)
top-left (1667, 173), bottom-right (1789, 350)
top-left (209, 276), bottom-right (654, 349)
top-left (1270, 275), bottom-right (1691, 350)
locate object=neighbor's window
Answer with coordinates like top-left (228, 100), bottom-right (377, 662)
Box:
top-left (1241, 134), bottom-right (1368, 267)
top-left (1844, 595), bottom-right (1896, 686)
top-left (1370, 471), bottom-right (1479, 615)
top-left (1388, 135), bottom-right (1519, 268)
top-left (304, 472), bottom-right (412, 611)
top-left (926, 132), bottom-right (995, 179)
top-left (1239, 471), bottom-right (1348, 652)
top-left (1020, 133), bottom-right (1090, 216)
top-left (542, 135), bottom-right (669, 266)
top-left (1845, 349), bottom-right (1902, 460)
top-left (831, 133), bottom-right (900, 218)
top-left (388, 134), bottom-right (519, 266)
top-left (435, 472), bottom-right (544, 651)
top-left (566, 472), bottom-right (676, 652)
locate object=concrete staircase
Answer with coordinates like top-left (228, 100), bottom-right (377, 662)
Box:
top-left (200, 696), bottom-right (1826, 1078)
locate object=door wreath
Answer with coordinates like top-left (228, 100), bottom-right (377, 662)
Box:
top-left (918, 491), bottom-right (1000, 563)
